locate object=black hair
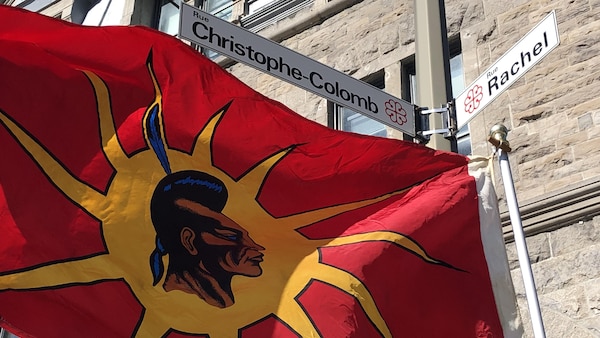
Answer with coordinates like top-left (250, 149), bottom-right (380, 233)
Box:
top-left (149, 170), bottom-right (228, 284)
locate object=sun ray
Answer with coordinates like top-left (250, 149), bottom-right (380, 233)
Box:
top-left (323, 231), bottom-right (450, 267)
top-left (237, 145), bottom-right (295, 189)
top-left (140, 56), bottom-right (174, 175)
top-left (0, 110), bottom-right (106, 215)
top-left (133, 309), bottom-right (171, 338)
top-left (189, 103), bottom-right (229, 168)
top-left (312, 263), bottom-right (392, 338)
top-left (273, 187), bottom-right (412, 231)
top-left (0, 255), bottom-right (119, 290)
top-left (277, 300), bottom-right (321, 338)
top-left (81, 70), bottom-right (129, 167)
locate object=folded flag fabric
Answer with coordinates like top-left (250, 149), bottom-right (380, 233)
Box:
top-left (0, 5), bottom-right (521, 337)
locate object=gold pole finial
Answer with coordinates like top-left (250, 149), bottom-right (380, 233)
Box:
top-left (488, 124), bottom-right (512, 152)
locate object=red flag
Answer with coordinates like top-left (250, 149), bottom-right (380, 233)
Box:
top-left (0, 5), bottom-right (520, 337)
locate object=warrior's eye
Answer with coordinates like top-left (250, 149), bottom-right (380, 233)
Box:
top-left (215, 229), bottom-right (239, 241)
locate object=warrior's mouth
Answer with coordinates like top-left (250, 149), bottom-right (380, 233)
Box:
top-left (247, 254), bottom-right (264, 263)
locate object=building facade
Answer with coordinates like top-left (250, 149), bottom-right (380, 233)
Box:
top-left (4, 0), bottom-right (600, 336)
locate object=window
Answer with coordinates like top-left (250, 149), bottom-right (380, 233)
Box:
top-left (152, 0), bottom-right (312, 58)
top-left (154, 0), bottom-right (234, 58)
top-left (329, 70), bottom-right (387, 137)
top-left (157, 0), bottom-right (181, 36)
top-left (200, 0), bottom-right (234, 59)
top-left (248, 0), bottom-right (275, 14)
top-left (402, 39), bottom-right (470, 154)
top-left (0, 328), bottom-right (19, 338)
top-left (240, 0), bottom-right (313, 32)
top-left (13, 0), bottom-right (57, 12)
top-left (204, 0), bottom-right (233, 21)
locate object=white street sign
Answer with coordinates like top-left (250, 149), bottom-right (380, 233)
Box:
top-left (179, 3), bottom-right (416, 136)
top-left (455, 11), bottom-right (559, 130)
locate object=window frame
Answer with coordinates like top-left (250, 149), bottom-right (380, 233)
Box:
top-left (328, 70), bottom-right (388, 138)
top-left (13, 0), bottom-right (58, 12)
top-left (240, 0), bottom-right (314, 32)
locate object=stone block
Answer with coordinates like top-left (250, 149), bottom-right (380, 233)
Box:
top-left (530, 245), bottom-right (600, 294)
top-left (554, 0), bottom-right (593, 25)
top-left (581, 167), bottom-right (600, 181)
top-left (515, 142), bottom-right (553, 165)
top-left (544, 172), bottom-right (584, 193)
top-left (460, 49), bottom-right (480, 81)
top-left (518, 146), bottom-right (572, 179)
top-left (536, 307), bottom-right (600, 338)
top-left (584, 278), bottom-right (600, 316)
top-left (444, 1), bottom-right (469, 35)
top-left (377, 24), bottom-right (399, 56)
top-left (550, 157), bottom-right (598, 181)
top-left (578, 113), bottom-right (594, 131)
top-left (550, 219), bottom-right (600, 256)
top-left (556, 131), bottom-right (588, 150)
top-left (511, 105), bottom-right (554, 127)
top-left (481, 94), bottom-right (512, 127)
top-left (509, 129), bottom-right (540, 152)
top-left (593, 110), bottom-right (600, 125)
top-left (566, 26), bottom-right (600, 65)
top-left (461, 17), bottom-right (497, 48)
top-left (556, 118), bottom-right (581, 139)
top-left (516, 183), bottom-right (546, 203)
top-left (510, 81), bottom-right (574, 113)
top-left (523, 58), bottom-right (569, 86)
top-left (538, 116), bottom-right (579, 147)
top-left (461, 1), bottom-right (486, 32)
top-left (543, 285), bottom-right (588, 320)
top-left (565, 97), bottom-right (600, 120)
top-left (495, 2), bottom-right (534, 29)
top-left (573, 139), bottom-right (600, 161)
top-left (397, 13), bottom-right (415, 46)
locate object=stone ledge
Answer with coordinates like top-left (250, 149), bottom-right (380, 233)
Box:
top-left (501, 176), bottom-right (600, 242)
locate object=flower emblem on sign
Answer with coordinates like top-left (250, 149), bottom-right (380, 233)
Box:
top-left (385, 99), bottom-right (408, 126)
top-left (464, 85), bottom-right (484, 114)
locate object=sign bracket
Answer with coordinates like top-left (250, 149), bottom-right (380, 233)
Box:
top-left (416, 101), bottom-right (457, 140)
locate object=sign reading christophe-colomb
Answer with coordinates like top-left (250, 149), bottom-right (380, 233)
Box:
top-left (178, 2), bottom-right (416, 136)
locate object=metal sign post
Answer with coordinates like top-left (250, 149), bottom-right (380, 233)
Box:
top-left (178, 2), bottom-right (416, 136)
top-left (414, 0), bottom-right (453, 151)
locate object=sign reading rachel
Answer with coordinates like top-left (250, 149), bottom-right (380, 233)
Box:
top-left (455, 11), bottom-right (559, 130)
top-left (178, 2), bottom-right (416, 136)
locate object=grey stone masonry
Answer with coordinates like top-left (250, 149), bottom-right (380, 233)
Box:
top-left (507, 216), bottom-right (600, 337)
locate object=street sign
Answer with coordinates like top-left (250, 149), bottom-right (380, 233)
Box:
top-left (455, 11), bottom-right (559, 130)
top-left (179, 2), bottom-right (416, 136)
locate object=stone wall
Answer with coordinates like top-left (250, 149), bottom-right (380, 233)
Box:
top-left (507, 216), bottom-right (600, 337)
top-left (226, 1), bottom-right (600, 337)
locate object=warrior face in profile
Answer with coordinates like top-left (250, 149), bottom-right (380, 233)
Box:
top-left (149, 170), bottom-right (265, 308)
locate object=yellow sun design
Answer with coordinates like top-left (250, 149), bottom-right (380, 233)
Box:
top-left (0, 55), bottom-right (453, 337)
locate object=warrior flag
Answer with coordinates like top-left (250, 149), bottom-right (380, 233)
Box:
top-left (0, 5), bottom-right (521, 338)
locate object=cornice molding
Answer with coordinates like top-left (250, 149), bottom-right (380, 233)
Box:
top-left (501, 176), bottom-right (600, 242)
